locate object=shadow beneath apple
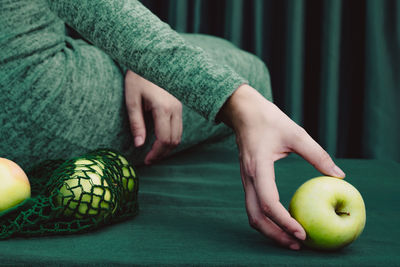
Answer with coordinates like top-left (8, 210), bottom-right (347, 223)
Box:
top-left (299, 243), bottom-right (357, 255)
top-left (201, 216), bottom-right (358, 257)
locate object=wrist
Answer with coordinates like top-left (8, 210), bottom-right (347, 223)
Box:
top-left (217, 84), bottom-right (259, 130)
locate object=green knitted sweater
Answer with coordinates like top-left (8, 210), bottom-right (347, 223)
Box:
top-left (0, 0), bottom-right (247, 122)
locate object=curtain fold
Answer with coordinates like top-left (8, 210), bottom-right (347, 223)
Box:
top-left (364, 0), bottom-right (400, 161)
top-left (224, 0), bottom-right (243, 47)
top-left (318, 0), bottom-right (341, 156)
top-left (283, 0), bottom-right (305, 126)
top-left (140, 0), bottom-right (399, 161)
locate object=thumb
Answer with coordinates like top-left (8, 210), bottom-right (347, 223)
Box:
top-left (127, 98), bottom-right (146, 147)
top-left (290, 127), bottom-right (345, 178)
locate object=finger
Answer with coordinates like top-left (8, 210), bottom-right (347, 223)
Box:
top-left (126, 96), bottom-right (146, 147)
top-left (144, 108), bottom-right (172, 164)
top-left (252, 160), bottom-right (307, 241)
top-left (153, 114), bottom-right (175, 160)
top-left (144, 140), bottom-right (170, 164)
top-left (290, 127), bottom-right (345, 178)
top-left (170, 106), bottom-right (182, 147)
top-left (243, 173), bottom-right (302, 250)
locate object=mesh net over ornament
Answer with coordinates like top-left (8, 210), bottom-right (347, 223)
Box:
top-left (0, 149), bottom-right (139, 239)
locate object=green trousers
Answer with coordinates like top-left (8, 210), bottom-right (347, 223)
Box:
top-left (1, 33), bottom-right (272, 169)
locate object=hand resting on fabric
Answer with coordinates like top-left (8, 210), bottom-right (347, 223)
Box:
top-left (217, 84), bottom-right (346, 250)
top-left (124, 70), bottom-right (183, 165)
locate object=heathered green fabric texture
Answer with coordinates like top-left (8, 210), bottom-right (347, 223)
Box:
top-left (1, 0), bottom-right (247, 120)
top-left (0, 0), bottom-right (272, 170)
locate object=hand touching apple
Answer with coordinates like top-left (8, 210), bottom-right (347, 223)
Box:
top-left (217, 84), bottom-right (346, 250)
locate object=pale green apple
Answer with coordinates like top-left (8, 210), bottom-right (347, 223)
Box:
top-left (56, 159), bottom-right (116, 219)
top-left (289, 176), bottom-right (366, 250)
top-left (98, 151), bottom-right (136, 201)
top-left (0, 158), bottom-right (31, 212)
top-left (121, 165), bottom-right (136, 200)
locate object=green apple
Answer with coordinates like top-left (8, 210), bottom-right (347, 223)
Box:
top-left (56, 159), bottom-right (116, 220)
top-left (289, 176), bottom-right (366, 250)
top-left (0, 158), bottom-right (31, 212)
top-left (117, 153), bottom-right (136, 200)
top-left (95, 150), bottom-right (137, 201)
top-left (121, 165), bottom-right (136, 200)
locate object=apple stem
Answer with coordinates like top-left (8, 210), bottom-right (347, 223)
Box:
top-left (336, 211), bottom-right (350, 216)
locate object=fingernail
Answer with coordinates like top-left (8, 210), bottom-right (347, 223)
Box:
top-left (294, 231), bottom-right (305, 241)
top-left (290, 243), bottom-right (301, 250)
top-left (333, 165), bottom-right (346, 178)
top-left (134, 136), bottom-right (144, 147)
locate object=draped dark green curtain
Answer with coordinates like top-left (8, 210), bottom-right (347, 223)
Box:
top-left (140, 0), bottom-right (400, 162)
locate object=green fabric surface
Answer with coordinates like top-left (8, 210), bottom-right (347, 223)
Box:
top-left (141, 0), bottom-right (400, 162)
top-left (0, 141), bottom-right (399, 266)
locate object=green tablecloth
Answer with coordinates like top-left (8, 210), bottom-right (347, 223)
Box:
top-left (0, 142), bottom-right (399, 266)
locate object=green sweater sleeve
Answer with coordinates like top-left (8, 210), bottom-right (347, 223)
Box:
top-left (46, 0), bottom-right (247, 122)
